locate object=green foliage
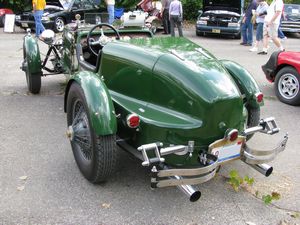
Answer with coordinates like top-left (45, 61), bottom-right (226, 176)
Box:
top-left (181, 0), bottom-right (202, 21)
top-left (0, 0), bottom-right (31, 13)
top-left (228, 170), bottom-right (254, 192)
top-left (262, 192), bottom-right (281, 204)
top-left (115, 0), bottom-right (137, 10)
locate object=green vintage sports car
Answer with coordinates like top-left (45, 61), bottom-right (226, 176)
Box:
top-left (21, 16), bottom-right (288, 202)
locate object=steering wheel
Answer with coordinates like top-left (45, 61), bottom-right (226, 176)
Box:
top-left (86, 23), bottom-right (120, 56)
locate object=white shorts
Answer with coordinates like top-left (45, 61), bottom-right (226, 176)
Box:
top-left (263, 23), bottom-right (280, 38)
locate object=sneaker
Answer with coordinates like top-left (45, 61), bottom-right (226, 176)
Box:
top-left (240, 42), bottom-right (247, 45)
top-left (258, 51), bottom-right (267, 55)
top-left (281, 37), bottom-right (287, 41)
top-left (249, 47), bottom-right (258, 52)
top-left (244, 43), bottom-right (252, 46)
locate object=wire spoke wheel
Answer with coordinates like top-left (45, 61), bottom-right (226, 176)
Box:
top-left (66, 83), bottom-right (118, 183)
top-left (71, 99), bottom-right (93, 161)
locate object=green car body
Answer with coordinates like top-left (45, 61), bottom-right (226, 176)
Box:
top-left (22, 23), bottom-right (287, 201)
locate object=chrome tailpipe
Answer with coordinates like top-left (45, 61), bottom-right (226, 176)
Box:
top-left (174, 175), bottom-right (201, 202)
top-left (244, 163), bottom-right (273, 177)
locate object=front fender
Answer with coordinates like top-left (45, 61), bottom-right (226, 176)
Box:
top-left (65, 71), bottom-right (117, 136)
top-left (23, 34), bottom-right (42, 75)
top-left (220, 60), bottom-right (263, 108)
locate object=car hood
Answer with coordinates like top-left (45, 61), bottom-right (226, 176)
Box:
top-left (203, 0), bottom-right (242, 14)
top-left (46, 0), bottom-right (72, 10)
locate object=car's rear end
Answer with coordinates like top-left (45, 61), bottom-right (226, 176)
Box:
top-left (102, 37), bottom-right (287, 201)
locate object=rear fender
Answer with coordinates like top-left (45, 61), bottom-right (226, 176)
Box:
top-left (23, 34), bottom-right (42, 75)
top-left (220, 60), bottom-right (262, 108)
top-left (64, 71), bottom-right (117, 135)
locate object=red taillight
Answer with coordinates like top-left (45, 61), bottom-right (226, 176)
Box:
top-left (226, 129), bottom-right (239, 142)
top-left (256, 92), bottom-right (264, 103)
top-left (126, 114), bottom-right (140, 128)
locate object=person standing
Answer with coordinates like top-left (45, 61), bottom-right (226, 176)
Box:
top-left (161, 0), bottom-right (171, 34)
top-left (169, 0), bottom-right (183, 37)
top-left (240, 0), bottom-right (257, 46)
top-left (278, 5), bottom-right (287, 40)
top-left (249, 0), bottom-right (269, 52)
top-left (105, 0), bottom-right (115, 25)
top-left (32, 0), bottom-right (46, 38)
top-left (258, 0), bottom-right (284, 54)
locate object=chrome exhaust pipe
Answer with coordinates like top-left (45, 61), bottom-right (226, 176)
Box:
top-left (174, 175), bottom-right (201, 202)
top-left (249, 163), bottom-right (273, 177)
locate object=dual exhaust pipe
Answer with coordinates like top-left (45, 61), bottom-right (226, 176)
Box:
top-left (175, 163), bottom-right (273, 202)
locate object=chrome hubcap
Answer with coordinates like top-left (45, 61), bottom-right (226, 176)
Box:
top-left (278, 73), bottom-right (299, 99)
top-left (56, 19), bottom-right (64, 32)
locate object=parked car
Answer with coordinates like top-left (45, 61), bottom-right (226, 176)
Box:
top-left (196, 0), bottom-right (243, 38)
top-left (21, 15), bottom-right (288, 202)
top-left (0, 8), bottom-right (13, 27)
top-left (281, 4), bottom-right (300, 34)
top-left (15, 0), bottom-right (103, 33)
top-left (262, 51), bottom-right (300, 105)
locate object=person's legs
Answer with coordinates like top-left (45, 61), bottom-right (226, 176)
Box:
top-left (241, 22), bottom-right (247, 44)
top-left (278, 18), bottom-right (286, 39)
top-left (170, 15), bottom-right (175, 37)
top-left (163, 9), bottom-right (170, 34)
top-left (107, 5), bottom-right (114, 25)
top-left (270, 23), bottom-right (284, 50)
top-left (34, 10), bottom-right (45, 37)
top-left (174, 16), bottom-right (183, 37)
top-left (258, 24), bottom-right (269, 54)
top-left (247, 20), bottom-right (253, 45)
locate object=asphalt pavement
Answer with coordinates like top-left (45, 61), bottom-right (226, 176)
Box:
top-left (0, 27), bottom-right (299, 225)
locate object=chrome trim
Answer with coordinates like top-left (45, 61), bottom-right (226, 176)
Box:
top-left (243, 117), bottom-right (280, 136)
top-left (158, 161), bottom-right (218, 177)
top-left (242, 133), bottom-right (288, 164)
top-left (247, 163), bottom-right (273, 177)
top-left (160, 145), bottom-right (187, 156)
top-left (156, 171), bottom-right (216, 188)
top-left (176, 180), bottom-right (201, 202)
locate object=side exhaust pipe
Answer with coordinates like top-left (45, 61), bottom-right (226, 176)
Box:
top-left (248, 163), bottom-right (273, 177)
top-left (174, 175), bottom-right (201, 202)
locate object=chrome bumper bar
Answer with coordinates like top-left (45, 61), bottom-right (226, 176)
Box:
top-left (150, 154), bottom-right (218, 188)
top-left (242, 134), bottom-right (288, 164)
top-left (138, 117), bottom-right (287, 189)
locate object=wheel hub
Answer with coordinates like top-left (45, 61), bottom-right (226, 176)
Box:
top-left (66, 126), bottom-right (74, 141)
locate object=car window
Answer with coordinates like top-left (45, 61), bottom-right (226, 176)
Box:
top-left (284, 4), bottom-right (300, 15)
top-left (73, 0), bottom-right (94, 9)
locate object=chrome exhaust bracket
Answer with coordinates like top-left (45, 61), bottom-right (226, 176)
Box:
top-left (242, 117), bottom-right (280, 136)
top-left (242, 133), bottom-right (288, 164)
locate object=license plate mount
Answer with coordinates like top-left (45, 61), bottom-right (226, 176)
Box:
top-left (209, 137), bottom-right (245, 163)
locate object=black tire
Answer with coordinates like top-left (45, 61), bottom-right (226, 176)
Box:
top-left (54, 17), bottom-right (65, 33)
top-left (246, 106), bottom-right (260, 140)
top-left (23, 44), bottom-right (41, 94)
top-left (234, 33), bottom-right (241, 39)
top-left (67, 83), bottom-right (118, 183)
top-left (274, 66), bottom-right (300, 105)
top-left (196, 31), bottom-right (204, 36)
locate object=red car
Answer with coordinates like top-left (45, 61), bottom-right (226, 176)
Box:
top-left (0, 8), bottom-right (13, 27)
top-left (262, 51), bottom-right (300, 105)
